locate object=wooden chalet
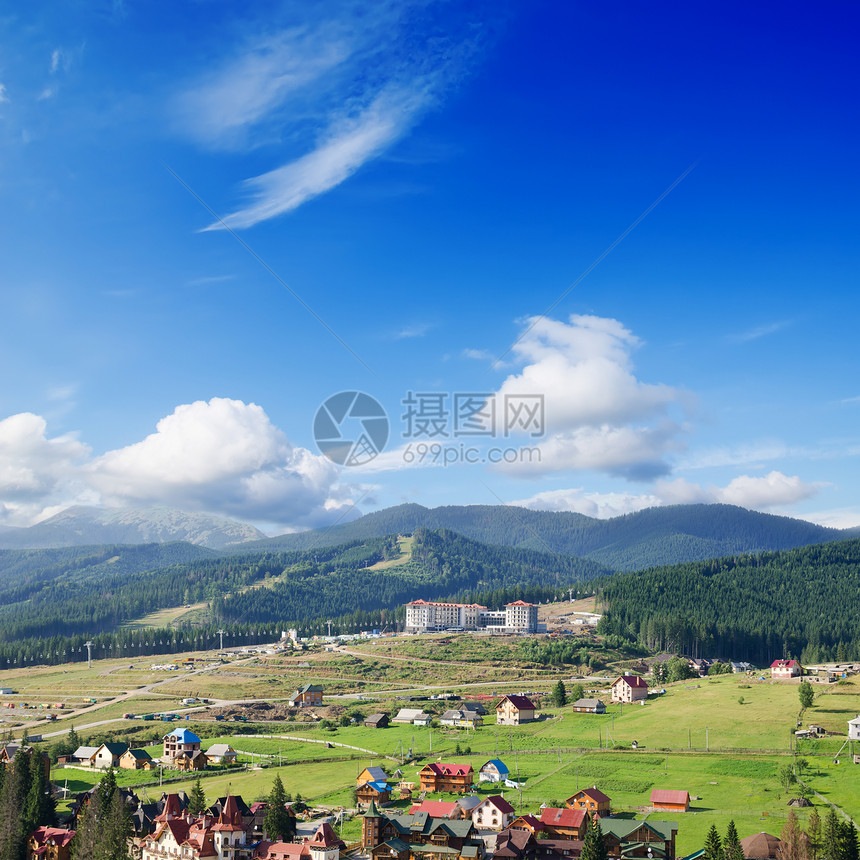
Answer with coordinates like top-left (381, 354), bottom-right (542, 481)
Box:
top-left (601, 818), bottom-right (678, 860)
top-left (119, 748), bottom-right (154, 770)
top-left (205, 743), bottom-right (238, 765)
top-left (361, 800), bottom-right (482, 860)
top-left (356, 781), bottom-right (391, 808)
top-left (565, 787), bottom-right (611, 816)
top-left (170, 749), bottom-right (208, 772)
top-left (507, 815), bottom-right (543, 834)
top-left (365, 713), bottom-right (390, 729)
top-left (289, 684), bottom-right (323, 707)
top-left (418, 762), bottom-right (474, 793)
top-left (358, 766), bottom-right (390, 786)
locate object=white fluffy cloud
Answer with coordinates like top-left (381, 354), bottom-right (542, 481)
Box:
top-left (0, 399), bottom-right (355, 530)
top-left (0, 412), bottom-right (91, 525)
top-left (489, 315), bottom-right (688, 479)
top-left (513, 470), bottom-right (823, 519)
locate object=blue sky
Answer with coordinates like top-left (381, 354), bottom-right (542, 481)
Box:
top-left (1, 1), bottom-right (859, 533)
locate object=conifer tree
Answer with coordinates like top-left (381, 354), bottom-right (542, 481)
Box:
top-left (823, 809), bottom-right (842, 860)
top-left (67, 726), bottom-right (80, 752)
top-left (724, 820), bottom-right (744, 860)
top-left (0, 751), bottom-right (33, 860)
top-left (839, 823), bottom-right (859, 860)
top-left (189, 777), bottom-right (207, 815)
top-left (551, 681), bottom-right (568, 707)
top-left (264, 775), bottom-right (295, 842)
top-left (808, 810), bottom-right (822, 860)
top-left (70, 795), bottom-right (102, 860)
top-left (97, 767), bottom-right (118, 811)
top-left (22, 756), bottom-right (55, 834)
top-left (704, 825), bottom-right (722, 860)
top-left (103, 788), bottom-right (133, 860)
top-left (580, 817), bottom-right (607, 860)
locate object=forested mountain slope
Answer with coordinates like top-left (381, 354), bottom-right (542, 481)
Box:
top-left (240, 503), bottom-right (843, 570)
top-left (597, 537), bottom-right (860, 665)
top-left (213, 527), bottom-right (607, 629)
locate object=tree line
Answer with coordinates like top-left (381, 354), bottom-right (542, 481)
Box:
top-left (596, 538), bottom-right (860, 664)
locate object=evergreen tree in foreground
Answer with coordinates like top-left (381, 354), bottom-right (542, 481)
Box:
top-left (189, 777), bottom-right (207, 815)
top-left (724, 820), bottom-right (744, 860)
top-left (551, 680), bottom-right (568, 707)
top-left (839, 822), bottom-right (859, 860)
top-left (704, 825), bottom-right (723, 860)
top-left (264, 775), bottom-right (296, 842)
top-left (580, 818), bottom-right (607, 860)
top-left (823, 808), bottom-right (842, 860)
top-left (0, 750), bottom-right (33, 860)
top-left (807, 810), bottom-right (822, 860)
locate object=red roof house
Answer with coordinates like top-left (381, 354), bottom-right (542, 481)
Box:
top-left (650, 789), bottom-right (690, 812)
top-left (496, 695), bottom-right (537, 725)
top-left (418, 762), bottom-right (474, 793)
top-left (539, 807), bottom-right (587, 839)
top-left (565, 787), bottom-right (611, 815)
top-left (770, 660), bottom-right (802, 679)
top-left (407, 800), bottom-right (458, 818)
top-left (610, 676), bottom-right (648, 704)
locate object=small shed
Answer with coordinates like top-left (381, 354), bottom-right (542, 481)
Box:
top-left (365, 713), bottom-right (390, 729)
top-left (393, 708), bottom-right (425, 724)
top-left (571, 698), bottom-right (606, 714)
top-left (650, 789), bottom-right (690, 812)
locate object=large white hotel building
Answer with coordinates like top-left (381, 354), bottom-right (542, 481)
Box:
top-left (404, 599), bottom-right (538, 634)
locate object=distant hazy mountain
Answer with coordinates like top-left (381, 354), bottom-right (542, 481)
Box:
top-left (0, 506), bottom-right (267, 551)
top-left (237, 502), bottom-right (845, 571)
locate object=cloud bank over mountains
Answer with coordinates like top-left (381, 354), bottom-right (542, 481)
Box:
top-left (0, 398), bottom-right (352, 530)
top-left (0, 313), bottom-right (830, 531)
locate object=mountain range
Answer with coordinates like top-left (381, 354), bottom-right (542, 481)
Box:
top-left (238, 502), bottom-right (848, 571)
top-left (0, 502), bottom-right (851, 571)
top-left (0, 506), bottom-right (266, 551)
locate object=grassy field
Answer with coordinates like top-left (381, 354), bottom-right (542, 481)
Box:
top-left (366, 536), bottom-right (414, 570)
top-left (121, 602), bottom-right (210, 629)
top-left (7, 629), bottom-right (860, 854)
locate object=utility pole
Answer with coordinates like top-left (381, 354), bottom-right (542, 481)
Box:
top-left (217, 630), bottom-right (225, 651)
top-left (84, 641), bottom-right (93, 669)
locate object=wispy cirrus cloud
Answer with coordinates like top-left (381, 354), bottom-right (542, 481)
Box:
top-left (208, 83), bottom-right (433, 231)
top-left (175, 1), bottom-right (488, 230)
top-left (395, 321), bottom-right (433, 339)
top-left (727, 319), bottom-right (792, 343)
